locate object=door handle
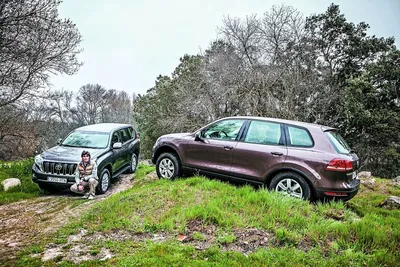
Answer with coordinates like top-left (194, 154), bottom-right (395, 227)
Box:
top-left (224, 146), bottom-right (233, 150)
top-left (271, 152), bottom-right (283, 156)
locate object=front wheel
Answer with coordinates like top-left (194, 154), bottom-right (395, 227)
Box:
top-left (269, 172), bottom-right (311, 200)
top-left (97, 168), bottom-right (111, 194)
top-left (156, 153), bottom-right (181, 180)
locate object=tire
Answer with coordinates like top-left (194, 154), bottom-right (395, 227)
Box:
top-left (156, 152), bottom-right (181, 180)
top-left (97, 168), bottom-right (111, 194)
top-left (38, 183), bottom-right (61, 194)
top-left (269, 172), bottom-right (311, 200)
top-left (126, 153), bottom-right (138, 174)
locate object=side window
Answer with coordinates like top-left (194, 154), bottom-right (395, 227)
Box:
top-left (111, 131), bottom-right (121, 145)
top-left (287, 126), bottom-right (313, 147)
top-left (202, 119), bottom-right (245, 140)
top-left (127, 127), bottom-right (136, 140)
top-left (244, 120), bottom-right (283, 145)
top-left (120, 128), bottom-right (132, 143)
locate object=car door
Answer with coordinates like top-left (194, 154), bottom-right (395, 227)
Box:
top-left (117, 127), bottom-right (134, 169)
top-left (184, 119), bottom-right (246, 178)
top-left (230, 120), bottom-right (288, 184)
top-left (110, 130), bottom-right (125, 172)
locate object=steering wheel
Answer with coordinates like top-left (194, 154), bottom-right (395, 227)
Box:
top-left (219, 131), bottom-right (228, 138)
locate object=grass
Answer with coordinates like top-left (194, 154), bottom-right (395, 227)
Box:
top-left (0, 158), bottom-right (42, 204)
top-left (0, 159), bottom-right (396, 266)
top-left (11, 163), bottom-right (399, 266)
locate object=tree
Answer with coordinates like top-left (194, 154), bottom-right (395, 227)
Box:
top-left (73, 84), bottom-right (107, 125)
top-left (100, 89), bottom-right (133, 123)
top-left (133, 75), bottom-right (179, 157)
top-left (303, 3), bottom-right (395, 125)
top-left (343, 50), bottom-right (400, 177)
top-left (0, 0), bottom-right (83, 108)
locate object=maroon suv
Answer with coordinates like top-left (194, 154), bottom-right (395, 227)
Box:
top-left (151, 116), bottom-right (360, 201)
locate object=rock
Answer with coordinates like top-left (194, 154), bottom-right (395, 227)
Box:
top-left (42, 247), bottom-right (63, 262)
top-left (360, 178), bottom-right (375, 187)
top-left (1, 178), bottom-right (21, 191)
top-left (358, 171), bottom-right (371, 179)
top-left (390, 176), bottom-right (400, 187)
top-left (145, 171), bottom-right (158, 180)
top-left (379, 196), bottom-right (400, 210)
top-left (7, 242), bottom-right (19, 247)
top-left (139, 159), bottom-right (153, 166)
top-left (177, 234), bottom-right (188, 242)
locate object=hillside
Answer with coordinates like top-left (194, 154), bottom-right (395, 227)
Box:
top-left (0, 163), bottom-right (399, 266)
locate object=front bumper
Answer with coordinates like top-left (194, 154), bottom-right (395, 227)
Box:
top-left (32, 164), bottom-right (76, 187)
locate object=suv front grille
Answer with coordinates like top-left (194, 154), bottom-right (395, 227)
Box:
top-left (43, 161), bottom-right (77, 175)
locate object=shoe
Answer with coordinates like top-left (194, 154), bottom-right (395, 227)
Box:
top-left (81, 193), bottom-right (89, 199)
top-left (88, 193), bottom-right (95, 200)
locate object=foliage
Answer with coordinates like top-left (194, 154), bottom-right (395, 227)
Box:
top-left (343, 50), bottom-right (400, 177)
top-left (0, 0), bottom-right (83, 108)
top-left (0, 0), bottom-right (81, 160)
top-left (133, 4), bottom-right (400, 177)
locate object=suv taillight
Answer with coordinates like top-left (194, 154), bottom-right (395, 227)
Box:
top-left (326, 159), bottom-right (353, 172)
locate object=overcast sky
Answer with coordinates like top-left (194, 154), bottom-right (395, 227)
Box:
top-left (50, 0), bottom-right (400, 96)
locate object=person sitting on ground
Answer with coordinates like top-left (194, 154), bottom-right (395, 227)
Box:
top-left (70, 150), bottom-right (98, 200)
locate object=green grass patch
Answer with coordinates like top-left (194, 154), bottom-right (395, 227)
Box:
top-left (14, 170), bottom-right (400, 266)
top-left (0, 158), bottom-right (42, 204)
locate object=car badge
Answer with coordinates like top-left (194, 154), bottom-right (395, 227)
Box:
top-left (55, 164), bottom-right (63, 171)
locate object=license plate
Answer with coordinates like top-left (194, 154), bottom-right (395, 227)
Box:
top-left (47, 177), bottom-right (67, 183)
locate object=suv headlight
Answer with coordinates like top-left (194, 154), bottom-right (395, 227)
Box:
top-left (34, 155), bottom-right (43, 171)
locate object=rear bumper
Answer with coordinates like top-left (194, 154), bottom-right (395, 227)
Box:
top-left (315, 178), bottom-right (360, 201)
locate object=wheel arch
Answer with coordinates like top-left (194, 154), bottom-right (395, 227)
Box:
top-left (154, 145), bottom-right (182, 165)
top-left (98, 162), bottom-right (113, 179)
top-left (264, 167), bottom-right (317, 200)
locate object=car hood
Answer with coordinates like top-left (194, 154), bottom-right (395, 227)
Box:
top-left (39, 146), bottom-right (106, 162)
top-left (161, 133), bottom-right (193, 139)
top-left (156, 133), bottom-right (193, 146)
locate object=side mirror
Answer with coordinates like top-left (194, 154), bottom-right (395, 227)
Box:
top-left (194, 132), bottom-right (202, 141)
top-left (194, 132), bottom-right (209, 143)
top-left (113, 142), bottom-right (122, 149)
top-left (57, 138), bottom-right (62, 145)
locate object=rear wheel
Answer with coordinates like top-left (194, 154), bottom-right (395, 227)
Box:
top-left (156, 153), bottom-right (181, 180)
top-left (269, 172), bottom-right (311, 200)
top-left (126, 153), bottom-right (138, 174)
top-left (97, 168), bottom-right (110, 194)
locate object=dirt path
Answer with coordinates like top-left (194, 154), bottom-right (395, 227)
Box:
top-left (0, 173), bottom-right (136, 264)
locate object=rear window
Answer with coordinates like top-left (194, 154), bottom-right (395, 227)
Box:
top-left (325, 131), bottom-right (351, 154)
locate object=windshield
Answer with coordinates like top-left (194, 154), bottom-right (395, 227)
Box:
top-left (61, 131), bottom-right (109, 148)
top-left (325, 130), bottom-right (352, 154)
